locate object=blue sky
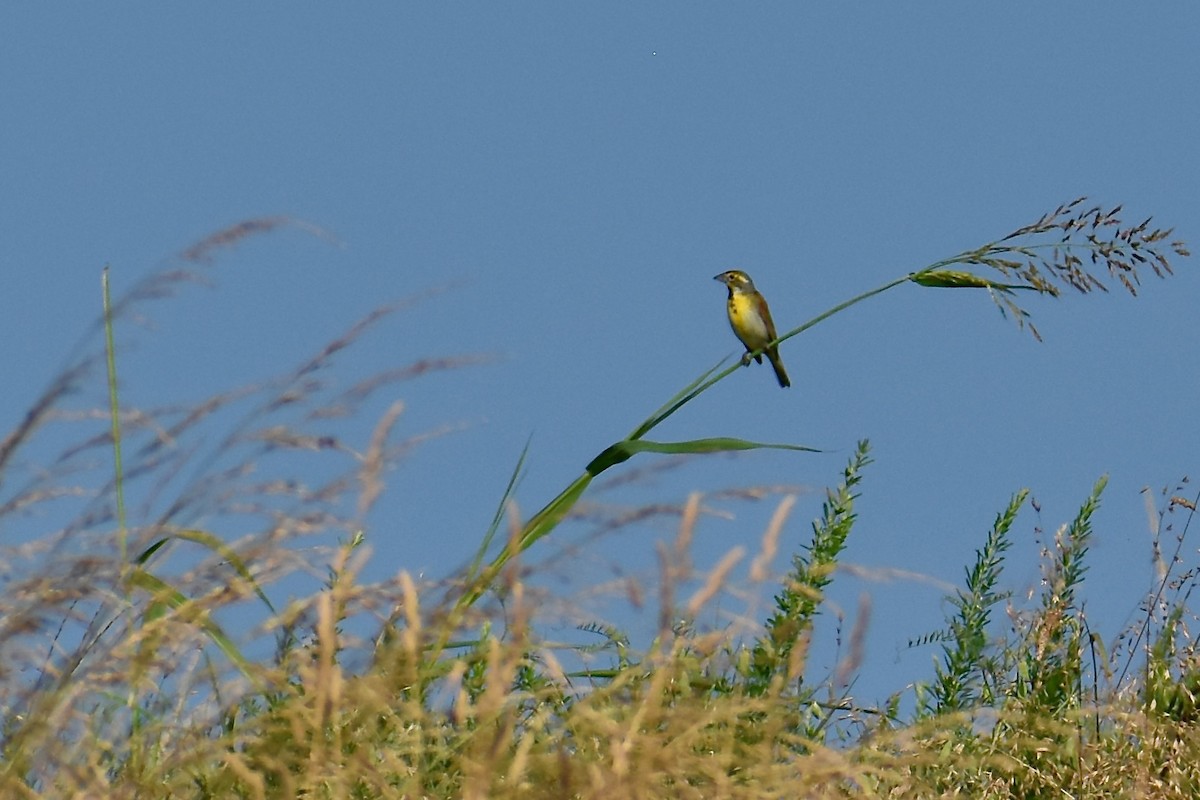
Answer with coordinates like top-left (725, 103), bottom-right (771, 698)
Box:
top-left (2, 6), bottom-right (1197, 707)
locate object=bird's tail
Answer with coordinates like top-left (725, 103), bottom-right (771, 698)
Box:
top-left (768, 349), bottom-right (791, 388)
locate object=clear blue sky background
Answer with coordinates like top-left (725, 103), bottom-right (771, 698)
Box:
top-left (2, 6), bottom-right (1197, 708)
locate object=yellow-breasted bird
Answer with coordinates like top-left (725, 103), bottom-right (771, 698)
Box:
top-left (714, 270), bottom-right (791, 388)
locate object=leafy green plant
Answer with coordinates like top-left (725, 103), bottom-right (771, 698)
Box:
top-left (919, 489), bottom-right (1024, 716)
top-left (742, 440), bottom-right (871, 704)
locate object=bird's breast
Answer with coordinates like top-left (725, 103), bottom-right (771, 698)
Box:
top-left (727, 293), bottom-right (770, 343)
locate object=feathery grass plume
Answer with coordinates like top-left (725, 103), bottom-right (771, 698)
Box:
top-left (913, 197), bottom-right (1190, 340)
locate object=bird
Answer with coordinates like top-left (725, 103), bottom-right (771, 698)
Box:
top-left (713, 270), bottom-right (790, 388)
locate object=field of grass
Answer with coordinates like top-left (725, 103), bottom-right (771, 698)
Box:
top-left (0, 202), bottom-right (1195, 798)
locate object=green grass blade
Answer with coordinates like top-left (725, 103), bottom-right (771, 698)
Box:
top-left (459, 472), bottom-right (593, 608)
top-left (126, 567), bottom-right (258, 683)
top-left (135, 528), bottom-right (277, 614)
top-left (627, 357), bottom-right (728, 441)
top-left (466, 437), bottom-right (531, 583)
top-left (587, 437), bottom-right (819, 475)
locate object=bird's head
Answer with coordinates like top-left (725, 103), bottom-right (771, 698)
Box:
top-left (713, 270), bottom-right (756, 292)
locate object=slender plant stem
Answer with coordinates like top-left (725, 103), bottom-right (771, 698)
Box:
top-left (102, 267), bottom-right (128, 581)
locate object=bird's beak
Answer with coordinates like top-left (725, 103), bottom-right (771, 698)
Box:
top-left (713, 274), bottom-right (725, 283)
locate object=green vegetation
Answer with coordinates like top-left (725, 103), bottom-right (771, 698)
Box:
top-left (0, 202), bottom-right (1195, 797)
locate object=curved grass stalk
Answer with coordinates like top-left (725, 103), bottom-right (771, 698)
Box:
top-left (461, 198), bottom-right (1188, 609)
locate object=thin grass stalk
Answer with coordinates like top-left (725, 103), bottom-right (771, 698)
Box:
top-left (469, 199), bottom-right (1188, 610)
top-left (1117, 483), bottom-right (1200, 691)
top-left (102, 267), bottom-right (128, 577)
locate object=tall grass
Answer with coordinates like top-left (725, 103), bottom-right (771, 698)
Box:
top-left (0, 203), bottom-right (1195, 797)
